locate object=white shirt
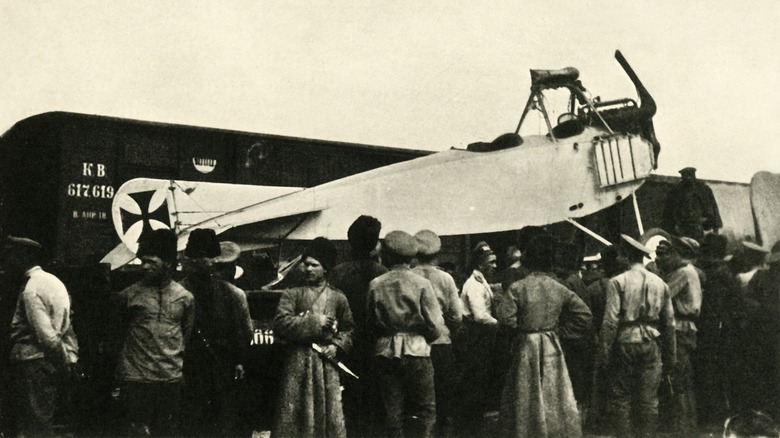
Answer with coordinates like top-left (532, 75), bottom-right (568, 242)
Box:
top-left (10, 266), bottom-right (78, 364)
top-left (461, 269), bottom-right (497, 325)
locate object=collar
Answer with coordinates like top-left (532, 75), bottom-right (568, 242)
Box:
top-left (471, 269), bottom-right (486, 284)
top-left (24, 266), bottom-right (42, 278)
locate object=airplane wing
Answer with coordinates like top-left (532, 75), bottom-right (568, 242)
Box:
top-left (750, 171), bottom-right (780, 249)
top-left (101, 178), bottom-right (307, 269)
top-left (102, 127), bottom-right (655, 269)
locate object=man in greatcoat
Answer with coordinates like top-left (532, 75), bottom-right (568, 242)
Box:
top-left (273, 237), bottom-right (355, 438)
top-left (496, 231), bottom-right (592, 438)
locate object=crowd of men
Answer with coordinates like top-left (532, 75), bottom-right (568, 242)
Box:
top-left (2, 166), bottom-right (780, 437)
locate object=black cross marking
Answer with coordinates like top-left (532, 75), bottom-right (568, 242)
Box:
top-left (119, 190), bottom-right (171, 239)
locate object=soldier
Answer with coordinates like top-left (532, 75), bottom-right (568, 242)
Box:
top-left (412, 230), bottom-right (463, 437)
top-left (554, 241), bottom-right (593, 418)
top-left (663, 167), bottom-right (722, 241)
top-left (656, 236), bottom-right (702, 436)
top-left (4, 236), bottom-right (79, 437)
top-left (367, 230), bottom-right (445, 438)
top-left (273, 237), bottom-right (355, 438)
top-left (114, 229), bottom-right (195, 436)
top-left (597, 235), bottom-right (676, 437)
top-left (583, 244), bottom-right (627, 434)
top-left (330, 215), bottom-right (387, 438)
top-left (496, 231), bottom-right (592, 438)
top-left (179, 229), bottom-right (253, 437)
top-left (694, 234), bottom-right (741, 429)
top-left (742, 241), bottom-right (780, 418)
top-left (458, 242), bottom-right (499, 434)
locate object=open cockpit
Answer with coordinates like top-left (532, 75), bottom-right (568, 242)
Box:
top-left (468, 50), bottom-right (660, 169)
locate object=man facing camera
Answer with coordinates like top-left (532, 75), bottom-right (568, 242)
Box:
top-left (114, 229), bottom-right (195, 436)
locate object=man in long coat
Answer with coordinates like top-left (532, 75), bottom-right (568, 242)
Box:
top-left (496, 232), bottom-right (592, 438)
top-left (273, 237), bottom-right (355, 438)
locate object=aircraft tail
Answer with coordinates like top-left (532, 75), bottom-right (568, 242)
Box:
top-left (103, 178), bottom-right (311, 269)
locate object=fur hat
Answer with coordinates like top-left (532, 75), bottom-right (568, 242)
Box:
top-left (184, 229), bottom-right (221, 259)
top-left (516, 226), bottom-right (550, 252)
top-left (599, 245), bottom-right (624, 277)
top-left (137, 229), bottom-right (178, 262)
top-left (523, 232), bottom-right (555, 272)
top-left (554, 241), bottom-right (581, 270)
top-left (384, 231), bottom-right (419, 257)
top-left (347, 215), bottom-right (382, 257)
top-left (184, 229), bottom-right (241, 263)
top-left (415, 230), bottom-right (441, 256)
top-left (302, 237), bottom-right (338, 271)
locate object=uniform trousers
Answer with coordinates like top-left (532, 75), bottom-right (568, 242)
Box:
top-left (431, 343), bottom-right (459, 435)
top-left (607, 339), bottom-right (662, 438)
top-left (374, 355), bottom-right (436, 438)
top-left (12, 359), bottom-right (60, 437)
top-left (670, 331), bottom-right (697, 435)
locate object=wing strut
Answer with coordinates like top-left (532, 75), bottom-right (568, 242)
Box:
top-left (565, 218), bottom-right (612, 246)
top-left (632, 189), bottom-right (645, 235)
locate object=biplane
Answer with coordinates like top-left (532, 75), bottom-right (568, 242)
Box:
top-left (102, 50), bottom-right (660, 270)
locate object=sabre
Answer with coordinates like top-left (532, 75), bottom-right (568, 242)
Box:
top-left (311, 343), bottom-right (359, 379)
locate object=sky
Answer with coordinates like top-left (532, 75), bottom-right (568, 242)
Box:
top-left (1, 1), bottom-right (779, 183)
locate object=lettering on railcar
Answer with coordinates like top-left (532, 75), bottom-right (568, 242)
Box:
top-left (66, 161), bottom-right (115, 199)
top-left (72, 210), bottom-right (108, 220)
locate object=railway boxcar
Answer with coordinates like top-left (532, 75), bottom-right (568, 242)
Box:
top-left (0, 111), bottom-right (429, 435)
top-left (0, 111), bottom-right (429, 266)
